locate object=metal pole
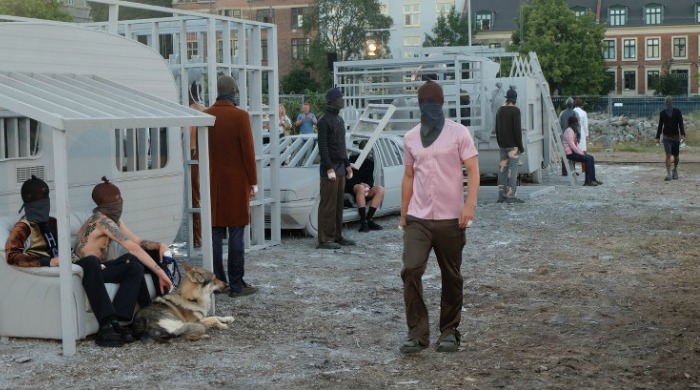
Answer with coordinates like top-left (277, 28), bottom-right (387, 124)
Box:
top-left (467, 0), bottom-right (472, 46)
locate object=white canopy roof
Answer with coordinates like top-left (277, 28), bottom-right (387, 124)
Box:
top-left (0, 71), bottom-right (214, 131)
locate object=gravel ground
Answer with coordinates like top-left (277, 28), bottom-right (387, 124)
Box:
top-left (2, 150), bottom-right (700, 390)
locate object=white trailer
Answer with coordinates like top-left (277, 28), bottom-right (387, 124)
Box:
top-left (333, 47), bottom-right (557, 183)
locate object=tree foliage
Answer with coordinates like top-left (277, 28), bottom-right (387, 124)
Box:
top-left (0, 0), bottom-right (72, 21)
top-left (511, 0), bottom-right (607, 95)
top-left (89, 0), bottom-right (172, 22)
top-left (302, 0), bottom-right (392, 90)
top-left (423, 6), bottom-right (470, 47)
top-left (281, 68), bottom-right (320, 94)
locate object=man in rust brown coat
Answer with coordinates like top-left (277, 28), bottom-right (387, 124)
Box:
top-left (204, 75), bottom-right (258, 298)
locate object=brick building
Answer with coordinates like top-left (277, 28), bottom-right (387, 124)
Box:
top-left (469, 0), bottom-right (700, 95)
top-left (173, 0), bottom-right (312, 80)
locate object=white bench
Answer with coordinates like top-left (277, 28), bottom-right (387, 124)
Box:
top-left (0, 213), bottom-right (155, 340)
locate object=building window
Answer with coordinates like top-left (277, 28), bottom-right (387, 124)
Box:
top-left (646, 38), bottom-right (660, 59)
top-left (646, 70), bottom-right (660, 90)
top-left (436, 1), bottom-right (454, 18)
top-left (64, 0), bottom-right (74, 6)
top-left (216, 39), bottom-right (237, 62)
top-left (380, 3), bottom-right (389, 16)
top-left (256, 9), bottom-right (273, 23)
top-left (217, 9), bottom-right (241, 18)
top-left (644, 4), bottom-right (662, 25)
top-left (571, 6), bottom-right (587, 17)
top-left (291, 38), bottom-right (309, 59)
top-left (115, 128), bottom-right (168, 172)
top-left (609, 6), bottom-right (627, 26)
top-left (673, 37), bottom-right (687, 58)
top-left (261, 39), bottom-right (268, 61)
top-left (291, 8), bottom-right (305, 29)
top-left (403, 36), bottom-right (421, 47)
top-left (605, 71), bottom-right (616, 93)
top-left (475, 11), bottom-right (493, 31)
top-left (403, 4), bottom-right (420, 27)
top-left (187, 40), bottom-right (198, 60)
top-left (0, 117), bottom-right (40, 160)
top-left (623, 38), bottom-right (636, 60)
top-left (623, 70), bottom-right (636, 91)
top-left (697, 3), bottom-right (700, 23)
top-left (671, 69), bottom-right (688, 93)
top-left (602, 39), bottom-right (616, 60)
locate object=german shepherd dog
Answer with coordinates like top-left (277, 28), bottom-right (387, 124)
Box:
top-left (133, 263), bottom-right (234, 341)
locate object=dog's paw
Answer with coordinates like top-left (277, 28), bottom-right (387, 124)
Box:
top-left (222, 316), bottom-right (235, 323)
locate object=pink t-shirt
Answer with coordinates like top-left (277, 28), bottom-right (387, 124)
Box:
top-left (404, 119), bottom-right (478, 220)
top-left (561, 127), bottom-right (583, 155)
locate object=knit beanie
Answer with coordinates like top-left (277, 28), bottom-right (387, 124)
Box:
top-left (21, 175), bottom-right (49, 203)
top-left (417, 80), bottom-right (444, 105)
top-left (92, 176), bottom-right (122, 205)
top-left (326, 87), bottom-right (343, 102)
top-left (217, 75), bottom-right (237, 96)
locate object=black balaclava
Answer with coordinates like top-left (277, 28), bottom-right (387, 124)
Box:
top-left (665, 96), bottom-right (673, 116)
top-left (417, 80), bottom-right (446, 148)
top-left (20, 175), bottom-right (50, 223)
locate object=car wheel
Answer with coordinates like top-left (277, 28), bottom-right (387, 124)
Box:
top-left (304, 198), bottom-right (319, 237)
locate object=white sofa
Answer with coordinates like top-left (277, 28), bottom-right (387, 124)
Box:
top-left (0, 213), bottom-right (155, 340)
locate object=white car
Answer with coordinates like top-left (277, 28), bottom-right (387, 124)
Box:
top-left (263, 134), bottom-right (404, 236)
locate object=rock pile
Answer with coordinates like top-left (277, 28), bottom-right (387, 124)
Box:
top-left (587, 113), bottom-right (695, 145)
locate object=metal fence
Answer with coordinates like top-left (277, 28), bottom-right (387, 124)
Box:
top-left (552, 96), bottom-right (700, 118)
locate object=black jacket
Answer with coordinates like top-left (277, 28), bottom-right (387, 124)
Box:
top-left (656, 108), bottom-right (685, 141)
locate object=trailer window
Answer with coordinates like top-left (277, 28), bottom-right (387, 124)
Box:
top-left (0, 117), bottom-right (40, 160)
top-left (115, 128), bottom-right (169, 172)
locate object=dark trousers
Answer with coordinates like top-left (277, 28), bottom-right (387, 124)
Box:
top-left (401, 216), bottom-right (466, 347)
top-left (212, 226), bottom-right (245, 292)
top-left (83, 254), bottom-right (150, 322)
top-left (318, 175), bottom-right (346, 244)
top-left (566, 153), bottom-right (596, 183)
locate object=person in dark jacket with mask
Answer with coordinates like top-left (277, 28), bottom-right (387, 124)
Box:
top-left (316, 87), bottom-right (355, 250)
top-left (655, 96), bottom-right (685, 181)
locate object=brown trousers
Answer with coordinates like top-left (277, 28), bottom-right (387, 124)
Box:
top-left (318, 176), bottom-right (346, 244)
top-left (401, 215), bottom-right (466, 346)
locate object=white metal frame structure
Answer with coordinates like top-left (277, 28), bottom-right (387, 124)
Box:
top-left (84, 0), bottom-right (282, 252)
top-left (333, 47), bottom-right (560, 183)
top-left (0, 70), bottom-right (215, 356)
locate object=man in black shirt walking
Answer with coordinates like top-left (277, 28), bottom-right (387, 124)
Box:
top-left (655, 96), bottom-right (685, 181)
top-left (495, 87), bottom-right (525, 203)
top-left (316, 87), bottom-right (356, 249)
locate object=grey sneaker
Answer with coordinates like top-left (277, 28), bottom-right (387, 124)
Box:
top-left (664, 174), bottom-right (672, 181)
top-left (336, 238), bottom-right (356, 246)
top-left (400, 339), bottom-right (427, 354)
top-left (317, 242), bottom-right (341, 250)
top-left (672, 169), bottom-right (678, 180)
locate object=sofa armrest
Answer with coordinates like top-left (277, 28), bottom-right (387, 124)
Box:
top-left (13, 263), bottom-right (84, 277)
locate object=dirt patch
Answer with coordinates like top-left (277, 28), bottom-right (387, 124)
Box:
top-left (2, 150), bottom-right (700, 389)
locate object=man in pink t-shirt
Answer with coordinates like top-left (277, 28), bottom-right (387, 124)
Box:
top-left (399, 80), bottom-right (480, 354)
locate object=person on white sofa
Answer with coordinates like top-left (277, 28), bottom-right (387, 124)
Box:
top-left (5, 176), bottom-right (132, 347)
top-left (72, 177), bottom-right (173, 333)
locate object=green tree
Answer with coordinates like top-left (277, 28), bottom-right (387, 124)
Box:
top-left (281, 68), bottom-right (320, 94)
top-left (652, 62), bottom-right (687, 96)
top-left (303, 0), bottom-right (392, 89)
top-left (423, 6), bottom-right (470, 47)
top-left (0, 0), bottom-right (72, 21)
top-left (511, 0), bottom-right (606, 95)
top-left (89, 0), bottom-right (172, 22)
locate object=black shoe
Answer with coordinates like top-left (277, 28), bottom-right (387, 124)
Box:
top-left (505, 198), bottom-right (525, 204)
top-left (228, 286), bottom-right (258, 298)
top-left (110, 320), bottom-right (135, 343)
top-left (594, 180), bottom-right (603, 185)
top-left (96, 325), bottom-right (125, 347)
top-left (583, 181), bottom-right (598, 186)
top-left (359, 221), bottom-right (369, 232)
top-left (367, 220), bottom-right (383, 230)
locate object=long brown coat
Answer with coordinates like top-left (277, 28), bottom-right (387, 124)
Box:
top-left (204, 100), bottom-right (257, 227)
